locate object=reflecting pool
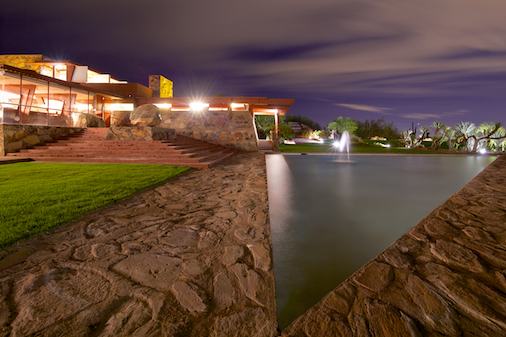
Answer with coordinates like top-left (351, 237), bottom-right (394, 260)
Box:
top-left (266, 154), bottom-right (496, 329)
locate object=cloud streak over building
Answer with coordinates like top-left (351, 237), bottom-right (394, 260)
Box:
top-left (2, 0), bottom-right (506, 130)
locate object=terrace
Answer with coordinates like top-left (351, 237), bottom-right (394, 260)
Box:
top-left (0, 152), bottom-right (505, 335)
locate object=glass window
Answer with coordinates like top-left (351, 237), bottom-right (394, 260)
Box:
top-left (20, 76), bottom-right (49, 125)
top-left (54, 64), bottom-right (67, 81)
top-left (0, 72), bottom-right (22, 124)
top-left (73, 88), bottom-right (94, 114)
top-left (48, 82), bottom-right (71, 126)
top-left (40, 66), bottom-right (53, 77)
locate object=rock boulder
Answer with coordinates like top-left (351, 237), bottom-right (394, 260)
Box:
top-left (130, 104), bottom-right (162, 126)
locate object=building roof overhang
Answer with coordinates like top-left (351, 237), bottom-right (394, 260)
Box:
top-left (0, 64), bottom-right (123, 99)
top-left (137, 96), bottom-right (295, 115)
top-left (30, 59), bottom-right (82, 67)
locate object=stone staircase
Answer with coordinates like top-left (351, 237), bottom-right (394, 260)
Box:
top-left (6, 128), bottom-right (237, 169)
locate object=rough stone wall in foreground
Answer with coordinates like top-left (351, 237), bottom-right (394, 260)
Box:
top-left (159, 110), bottom-right (259, 152)
top-left (282, 154), bottom-right (506, 336)
top-left (0, 124), bottom-right (83, 155)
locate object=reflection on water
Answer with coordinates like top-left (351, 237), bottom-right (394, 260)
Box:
top-left (266, 154), bottom-right (496, 329)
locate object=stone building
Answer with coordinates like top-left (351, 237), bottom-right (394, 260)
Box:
top-left (0, 54), bottom-right (294, 154)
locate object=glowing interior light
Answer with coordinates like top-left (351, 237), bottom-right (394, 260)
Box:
top-left (73, 102), bottom-right (93, 113)
top-left (231, 103), bottom-right (246, 110)
top-left (190, 102), bottom-right (209, 111)
top-left (479, 148), bottom-right (487, 154)
top-left (107, 103), bottom-right (134, 111)
top-left (88, 74), bottom-right (110, 83)
top-left (154, 103), bottom-right (173, 109)
top-left (48, 99), bottom-right (64, 111)
top-left (0, 90), bottom-right (20, 101)
top-left (209, 107), bottom-right (228, 111)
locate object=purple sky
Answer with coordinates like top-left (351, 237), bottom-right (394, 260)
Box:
top-left (2, 0), bottom-right (506, 131)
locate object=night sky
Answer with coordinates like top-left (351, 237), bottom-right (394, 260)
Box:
top-left (2, 0), bottom-right (506, 131)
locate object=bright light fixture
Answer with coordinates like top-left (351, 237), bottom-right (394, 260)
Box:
top-left (190, 102), bottom-right (209, 111)
top-left (154, 103), bottom-right (173, 109)
top-left (479, 148), bottom-right (487, 154)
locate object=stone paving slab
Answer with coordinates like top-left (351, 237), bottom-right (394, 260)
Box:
top-left (0, 152), bottom-right (277, 336)
top-left (0, 156), bottom-right (31, 165)
top-left (281, 154), bottom-right (506, 336)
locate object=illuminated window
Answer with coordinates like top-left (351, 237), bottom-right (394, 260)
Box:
top-left (209, 104), bottom-right (228, 111)
top-left (153, 103), bottom-right (173, 109)
top-left (54, 64), bottom-right (67, 81)
top-left (40, 66), bottom-right (53, 77)
top-left (105, 103), bottom-right (134, 112)
top-left (171, 107), bottom-right (191, 111)
top-left (231, 103), bottom-right (246, 111)
top-left (48, 82), bottom-right (71, 116)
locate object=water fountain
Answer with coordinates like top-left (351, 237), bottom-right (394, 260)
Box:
top-left (332, 130), bottom-right (350, 161)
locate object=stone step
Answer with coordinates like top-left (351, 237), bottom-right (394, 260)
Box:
top-left (22, 144), bottom-right (223, 156)
top-left (0, 157), bottom-right (32, 165)
top-left (39, 143), bottom-right (173, 150)
top-left (24, 153), bottom-right (234, 168)
top-left (6, 128), bottom-right (236, 168)
top-left (38, 144), bottom-right (223, 155)
top-left (11, 151), bottom-right (198, 160)
top-left (14, 144), bottom-right (227, 155)
top-left (12, 149), bottom-right (231, 162)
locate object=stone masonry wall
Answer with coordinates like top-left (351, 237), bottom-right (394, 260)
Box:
top-left (0, 54), bottom-right (44, 72)
top-left (282, 154), bottom-right (506, 336)
top-left (158, 110), bottom-right (259, 152)
top-left (0, 124), bottom-right (83, 155)
top-left (105, 126), bottom-right (177, 141)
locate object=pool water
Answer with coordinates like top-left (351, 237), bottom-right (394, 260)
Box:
top-left (266, 154), bottom-right (496, 329)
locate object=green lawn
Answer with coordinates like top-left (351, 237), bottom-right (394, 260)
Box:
top-left (0, 163), bottom-right (190, 248)
top-left (279, 141), bottom-right (446, 154)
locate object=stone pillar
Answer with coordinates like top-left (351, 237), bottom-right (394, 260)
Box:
top-left (0, 124), bottom-right (5, 156)
top-left (270, 130), bottom-right (279, 152)
top-left (275, 112), bottom-right (279, 140)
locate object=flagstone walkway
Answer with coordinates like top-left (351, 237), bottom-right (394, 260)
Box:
top-left (0, 152), bottom-right (277, 336)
